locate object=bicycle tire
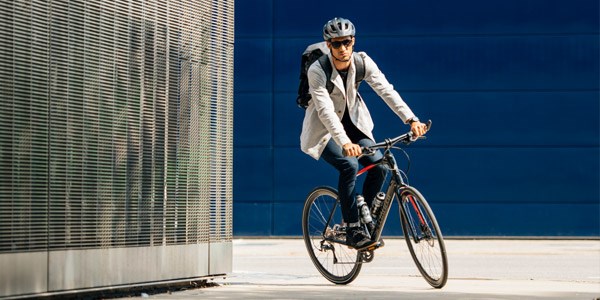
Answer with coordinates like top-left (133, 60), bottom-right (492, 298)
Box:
top-left (399, 186), bottom-right (448, 288)
top-left (302, 186), bottom-right (362, 284)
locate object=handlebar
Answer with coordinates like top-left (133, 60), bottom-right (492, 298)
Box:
top-left (360, 120), bottom-right (432, 156)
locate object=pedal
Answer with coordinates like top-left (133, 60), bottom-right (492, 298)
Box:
top-left (353, 240), bottom-right (379, 251)
top-left (365, 239), bottom-right (385, 251)
top-left (365, 244), bottom-right (378, 251)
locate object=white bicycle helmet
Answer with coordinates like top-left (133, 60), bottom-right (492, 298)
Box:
top-left (323, 17), bottom-right (355, 40)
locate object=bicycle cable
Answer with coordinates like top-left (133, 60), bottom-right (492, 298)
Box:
top-left (392, 146), bottom-right (412, 184)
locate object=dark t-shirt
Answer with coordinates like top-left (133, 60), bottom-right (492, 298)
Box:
top-left (338, 70), bottom-right (368, 143)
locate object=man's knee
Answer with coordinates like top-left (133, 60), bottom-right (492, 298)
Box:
top-left (339, 158), bottom-right (359, 175)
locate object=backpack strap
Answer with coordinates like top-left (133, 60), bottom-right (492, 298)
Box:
top-left (317, 53), bottom-right (366, 94)
top-left (353, 54), bottom-right (365, 87)
top-left (317, 55), bottom-right (334, 94)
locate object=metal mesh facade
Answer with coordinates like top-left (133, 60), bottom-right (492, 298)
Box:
top-left (0, 0), bottom-right (233, 255)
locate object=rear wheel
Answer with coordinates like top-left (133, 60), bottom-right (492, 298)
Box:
top-left (399, 186), bottom-right (448, 288)
top-left (302, 186), bottom-right (362, 284)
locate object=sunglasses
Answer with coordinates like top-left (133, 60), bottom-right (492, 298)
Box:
top-left (330, 38), bottom-right (353, 49)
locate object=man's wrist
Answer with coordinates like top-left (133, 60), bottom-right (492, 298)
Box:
top-left (408, 116), bottom-right (420, 124)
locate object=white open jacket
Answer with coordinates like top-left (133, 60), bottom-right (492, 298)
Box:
top-left (300, 51), bottom-right (416, 160)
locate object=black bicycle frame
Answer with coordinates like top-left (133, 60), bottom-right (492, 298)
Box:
top-left (321, 199), bottom-right (338, 238)
top-left (318, 147), bottom-right (428, 248)
top-left (358, 149), bottom-right (426, 246)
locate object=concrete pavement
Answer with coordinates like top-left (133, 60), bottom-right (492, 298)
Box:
top-left (128, 238), bottom-right (600, 299)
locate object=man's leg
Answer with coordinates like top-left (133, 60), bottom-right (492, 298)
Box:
top-left (321, 139), bottom-right (378, 249)
top-left (357, 138), bottom-right (388, 207)
top-left (320, 139), bottom-right (360, 225)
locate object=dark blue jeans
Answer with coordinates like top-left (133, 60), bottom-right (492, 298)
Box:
top-left (320, 138), bottom-right (388, 224)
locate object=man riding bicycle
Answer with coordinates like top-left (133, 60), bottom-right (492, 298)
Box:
top-left (300, 17), bottom-right (428, 249)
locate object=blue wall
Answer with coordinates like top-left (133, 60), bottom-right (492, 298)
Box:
top-left (233, 0), bottom-right (599, 236)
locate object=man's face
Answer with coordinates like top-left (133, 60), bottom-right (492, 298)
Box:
top-left (328, 36), bottom-right (354, 61)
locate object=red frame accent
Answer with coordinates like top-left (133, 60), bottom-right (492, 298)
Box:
top-left (356, 164), bottom-right (376, 176)
top-left (407, 194), bottom-right (426, 225)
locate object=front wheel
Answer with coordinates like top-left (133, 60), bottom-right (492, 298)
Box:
top-left (302, 186), bottom-right (362, 284)
top-left (399, 186), bottom-right (448, 288)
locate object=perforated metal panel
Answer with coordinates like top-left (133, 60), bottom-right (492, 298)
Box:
top-left (0, 0), bottom-right (232, 296)
top-left (0, 0), bottom-right (50, 254)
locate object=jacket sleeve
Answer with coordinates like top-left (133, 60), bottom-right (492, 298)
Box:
top-left (307, 61), bottom-right (352, 147)
top-left (360, 52), bottom-right (416, 124)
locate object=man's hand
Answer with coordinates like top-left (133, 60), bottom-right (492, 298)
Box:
top-left (410, 121), bottom-right (428, 138)
top-left (342, 143), bottom-right (362, 157)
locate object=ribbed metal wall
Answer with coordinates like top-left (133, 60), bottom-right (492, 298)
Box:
top-left (0, 0), bottom-right (233, 297)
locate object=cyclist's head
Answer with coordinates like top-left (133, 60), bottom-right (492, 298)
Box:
top-left (322, 17), bottom-right (355, 41)
top-left (323, 18), bottom-right (356, 63)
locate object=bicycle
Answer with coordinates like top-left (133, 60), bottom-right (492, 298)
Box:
top-left (301, 120), bottom-right (448, 288)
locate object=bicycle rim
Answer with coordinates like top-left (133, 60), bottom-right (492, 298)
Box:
top-left (302, 186), bottom-right (362, 284)
top-left (399, 186), bottom-right (448, 288)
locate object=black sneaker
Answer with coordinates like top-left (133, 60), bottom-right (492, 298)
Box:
top-left (346, 226), bottom-right (377, 250)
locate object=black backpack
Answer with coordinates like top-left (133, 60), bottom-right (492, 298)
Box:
top-left (296, 41), bottom-right (365, 109)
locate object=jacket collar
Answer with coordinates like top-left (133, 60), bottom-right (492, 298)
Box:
top-left (327, 53), bottom-right (356, 98)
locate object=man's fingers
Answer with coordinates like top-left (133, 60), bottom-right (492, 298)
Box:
top-left (349, 146), bottom-right (361, 157)
top-left (342, 143), bottom-right (362, 157)
top-left (414, 123), bottom-right (428, 137)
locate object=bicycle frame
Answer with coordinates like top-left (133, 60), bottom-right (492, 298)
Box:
top-left (356, 147), bottom-right (428, 249)
top-left (320, 120), bottom-right (433, 250)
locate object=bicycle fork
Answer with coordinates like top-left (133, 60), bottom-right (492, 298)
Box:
top-left (399, 189), bottom-right (432, 244)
